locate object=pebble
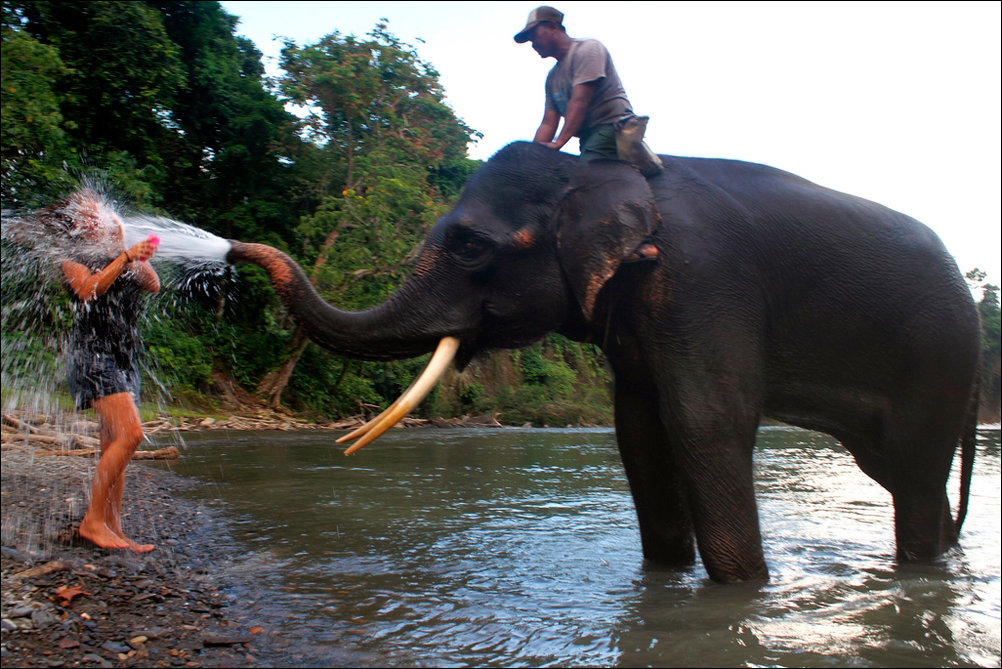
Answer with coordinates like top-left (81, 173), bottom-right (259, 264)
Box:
top-left (9, 605), bottom-right (33, 618)
top-left (31, 608), bottom-right (59, 628)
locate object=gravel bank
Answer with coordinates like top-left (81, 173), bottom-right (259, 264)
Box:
top-left (1, 446), bottom-right (265, 668)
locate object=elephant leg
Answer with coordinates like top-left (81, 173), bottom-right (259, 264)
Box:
top-left (661, 385), bottom-right (768, 583)
top-left (893, 485), bottom-right (956, 561)
top-left (843, 412), bottom-right (961, 561)
top-left (614, 378), bottom-right (695, 567)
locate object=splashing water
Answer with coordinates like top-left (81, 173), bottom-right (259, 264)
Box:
top-left (2, 187), bottom-right (232, 268)
top-left (121, 214), bottom-right (231, 265)
top-left (1, 186), bottom-right (234, 447)
top-left (0, 186), bottom-right (243, 557)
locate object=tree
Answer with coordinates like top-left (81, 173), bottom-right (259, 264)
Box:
top-left (966, 269), bottom-right (1001, 423)
top-left (149, 1), bottom-right (314, 245)
top-left (279, 21), bottom-right (477, 190)
top-left (0, 2), bottom-right (71, 206)
top-left (251, 22), bottom-right (480, 409)
top-left (12, 0), bottom-right (188, 204)
top-left (1, 0), bottom-right (325, 411)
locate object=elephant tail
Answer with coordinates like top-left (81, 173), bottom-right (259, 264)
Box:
top-left (955, 374), bottom-right (980, 533)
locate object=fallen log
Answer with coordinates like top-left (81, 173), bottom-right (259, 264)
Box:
top-left (2, 414), bottom-right (35, 432)
top-left (30, 445), bottom-right (180, 460)
top-left (1, 431), bottom-right (100, 448)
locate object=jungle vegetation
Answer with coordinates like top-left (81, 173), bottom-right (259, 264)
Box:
top-left (2, 1), bottom-right (998, 425)
top-left (1, 0), bottom-right (614, 425)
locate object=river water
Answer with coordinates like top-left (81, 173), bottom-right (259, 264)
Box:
top-left (160, 426), bottom-right (1000, 667)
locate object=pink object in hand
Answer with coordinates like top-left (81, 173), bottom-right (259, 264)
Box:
top-left (147, 233), bottom-right (161, 247)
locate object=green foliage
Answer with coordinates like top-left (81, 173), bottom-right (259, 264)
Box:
top-left (0, 18), bottom-right (67, 161)
top-left (12, 0), bottom-right (187, 195)
top-left (429, 335), bottom-right (614, 426)
top-left (0, 2), bottom-right (625, 429)
top-left (966, 269), bottom-right (1002, 420)
top-left (249, 20), bottom-right (483, 413)
top-left (278, 21), bottom-right (479, 192)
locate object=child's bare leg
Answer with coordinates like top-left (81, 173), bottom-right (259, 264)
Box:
top-left (78, 393), bottom-right (153, 552)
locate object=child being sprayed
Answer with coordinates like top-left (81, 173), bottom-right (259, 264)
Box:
top-left (44, 189), bottom-right (161, 552)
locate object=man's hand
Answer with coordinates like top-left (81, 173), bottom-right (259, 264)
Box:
top-left (534, 81), bottom-right (598, 151)
top-left (533, 109), bottom-right (561, 146)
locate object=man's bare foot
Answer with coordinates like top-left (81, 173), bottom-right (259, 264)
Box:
top-left (79, 518), bottom-right (132, 550)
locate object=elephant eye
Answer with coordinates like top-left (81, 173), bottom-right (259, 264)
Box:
top-left (447, 228), bottom-right (494, 266)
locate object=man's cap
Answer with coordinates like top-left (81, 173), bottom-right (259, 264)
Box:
top-left (514, 6), bottom-right (564, 43)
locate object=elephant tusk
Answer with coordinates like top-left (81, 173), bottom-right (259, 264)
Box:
top-left (335, 381), bottom-right (415, 445)
top-left (339, 337), bottom-right (460, 455)
top-left (336, 340), bottom-right (446, 444)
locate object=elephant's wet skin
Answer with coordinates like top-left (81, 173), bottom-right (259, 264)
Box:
top-left (227, 141), bottom-right (980, 584)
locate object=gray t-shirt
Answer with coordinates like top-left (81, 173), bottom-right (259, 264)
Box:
top-left (544, 38), bottom-right (633, 135)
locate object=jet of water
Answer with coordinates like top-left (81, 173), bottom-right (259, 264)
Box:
top-left (121, 214), bottom-right (231, 264)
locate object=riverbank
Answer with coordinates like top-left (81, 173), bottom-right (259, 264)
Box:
top-left (0, 405), bottom-right (333, 668)
top-left (1, 445), bottom-right (269, 668)
top-left (0, 404), bottom-right (508, 668)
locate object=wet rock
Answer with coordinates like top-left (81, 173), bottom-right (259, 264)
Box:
top-left (202, 633), bottom-right (254, 646)
top-left (101, 641), bottom-right (130, 653)
top-left (30, 607), bottom-right (58, 628)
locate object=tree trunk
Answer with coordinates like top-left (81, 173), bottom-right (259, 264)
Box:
top-left (256, 328), bottom-right (309, 408)
top-left (256, 228), bottom-right (342, 408)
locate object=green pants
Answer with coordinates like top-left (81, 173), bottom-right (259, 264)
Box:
top-left (578, 124), bottom-right (618, 161)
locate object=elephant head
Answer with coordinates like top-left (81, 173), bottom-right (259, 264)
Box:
top-left (227, 142), bottom-right (659, 449)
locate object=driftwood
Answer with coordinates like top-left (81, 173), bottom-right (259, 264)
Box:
top-left (2, 414), bottom-right (38, 432)
top-left (2, 425), bottom-right (179, 460)
top-left (1, 432), bottom-right (99, 447)
top-left (11, 560), bottom-right (72, 580)
top-left (2, 431), bottom-right (99, 449)
top-left (30, 446), bottom-right (180, 460)
top-left (3, 407), bottom-right (510, 454)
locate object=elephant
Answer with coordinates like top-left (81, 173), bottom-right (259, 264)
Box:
top-left (226, 141), bottom-right (981, 583)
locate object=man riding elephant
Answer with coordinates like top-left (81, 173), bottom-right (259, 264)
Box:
top-left (516, 5), bottom-right (661, 262)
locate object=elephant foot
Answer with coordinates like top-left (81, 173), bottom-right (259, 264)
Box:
top-left (893, 490), bottom-right (958, 561)
top-left (704, 559), bottom-right (769, 584)
top-left (641, 541), bottom-right (696, 569)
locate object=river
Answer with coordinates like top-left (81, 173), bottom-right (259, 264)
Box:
top-left (159, 426), bottom-right (1000, 667)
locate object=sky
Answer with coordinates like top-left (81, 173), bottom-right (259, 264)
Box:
top-left (218, 1), bottom-right (1001, 289)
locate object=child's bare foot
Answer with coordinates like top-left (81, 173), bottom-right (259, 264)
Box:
top-left (79, 520), bottom-right (154, 553)
top-left (121, 537), bottom-right (155, 553)
top-left (79, 518), bottom-right (133, 550)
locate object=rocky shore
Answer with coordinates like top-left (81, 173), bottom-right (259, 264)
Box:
top-left (1, 445), bottom-right (271, 668)
top-left (0, 408), bottom-right (338, 668)
top-left (1, 407), bottom-right (507, 667)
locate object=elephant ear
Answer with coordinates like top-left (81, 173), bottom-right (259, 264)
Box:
top-left (556, 161), bottom-right (661, 321)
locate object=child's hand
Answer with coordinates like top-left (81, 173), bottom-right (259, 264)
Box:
top-left (127, 235), bottom-right (159, 263)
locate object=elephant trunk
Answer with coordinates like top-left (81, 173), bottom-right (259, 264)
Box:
top-left (226, 240), bottom-right (462, 453)
top-left (225, 240), bottom-right (442, 361)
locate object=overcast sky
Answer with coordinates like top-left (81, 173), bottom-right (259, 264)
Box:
top-left (218, 1), bottom-right (1001, 288)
